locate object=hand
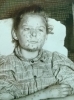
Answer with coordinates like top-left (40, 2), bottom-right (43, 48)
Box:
top-left (0, 93), bottom-right (14, 100)
top-left (48, 84), bottom-right (73, 98)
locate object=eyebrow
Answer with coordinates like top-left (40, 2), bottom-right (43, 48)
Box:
top-left (22, 25), bottom-right (46, 28)
top-left (39, 26), bottom-right (46, 28)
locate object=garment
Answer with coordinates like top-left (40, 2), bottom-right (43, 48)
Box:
top-left (0, 47), bottom-right (74, 99)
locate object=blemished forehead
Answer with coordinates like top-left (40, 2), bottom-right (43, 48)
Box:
top-left (20, 14), bottom-right (46, 27)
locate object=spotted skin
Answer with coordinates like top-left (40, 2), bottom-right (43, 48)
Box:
top-left (14, 14), bottom-right (47, 51)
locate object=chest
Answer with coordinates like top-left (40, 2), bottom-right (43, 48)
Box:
top-left (14, 61), bottom-right (57, 94)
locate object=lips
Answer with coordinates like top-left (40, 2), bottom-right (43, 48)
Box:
top-left (30, 41), bottom-right (38, 44)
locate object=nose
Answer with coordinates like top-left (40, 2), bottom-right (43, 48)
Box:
top-left (30, 29), bottom-right (37, 37)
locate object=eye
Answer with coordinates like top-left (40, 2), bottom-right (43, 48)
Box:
top-left (38, 29), bottom-right (43, 32)
top-left (23, 27), bottom-right (30, 31)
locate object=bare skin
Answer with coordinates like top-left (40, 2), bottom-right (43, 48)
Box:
top-left (15, 84), bottom-right (72, 100)
top-left (0, 84), bottom-right (72, 100)
top-left (0, 14), bottom-right (73, 100)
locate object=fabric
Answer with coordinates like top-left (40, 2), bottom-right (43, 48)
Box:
top-left (0, 47), bottom-right (74, 98)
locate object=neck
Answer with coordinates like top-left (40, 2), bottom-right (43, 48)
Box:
top-left (20, 48), bottom-right (39, 60)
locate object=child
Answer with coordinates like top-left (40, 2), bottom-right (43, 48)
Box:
top-left (0, 4), bottom-right (74, 100)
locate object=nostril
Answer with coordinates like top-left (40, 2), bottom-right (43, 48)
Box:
top-left (31, 32), bottom-right (36, 36)
top-left (30, 29), bottom-right (37, 36)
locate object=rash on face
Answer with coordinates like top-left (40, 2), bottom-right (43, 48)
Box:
top-left (16, 14), bottom-right (47, 51)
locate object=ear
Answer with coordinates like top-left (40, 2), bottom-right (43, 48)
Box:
top-left (11, 29), bottom-right (18, 40)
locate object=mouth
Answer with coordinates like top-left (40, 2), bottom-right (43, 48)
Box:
top-left (30, 41), bottom-right (38, 44)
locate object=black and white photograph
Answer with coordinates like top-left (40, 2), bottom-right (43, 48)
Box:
top-left (0, 0), bottom-right (74, 100)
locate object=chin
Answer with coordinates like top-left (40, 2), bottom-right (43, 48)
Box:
top-left (25, 47), bottom-right (41, 52)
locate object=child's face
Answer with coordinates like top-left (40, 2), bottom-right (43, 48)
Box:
top-left (15, 14), bottom-right (47, 51)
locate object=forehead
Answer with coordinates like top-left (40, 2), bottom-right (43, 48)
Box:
top-left (20, 14), bottom-right (46, 27)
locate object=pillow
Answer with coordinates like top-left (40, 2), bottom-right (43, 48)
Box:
top-left (0, 18), bottom-right (68, 56)
top-left (0, 18), bottom-right (14, 55)
top-left (43, 18), bottom-right (68, 56)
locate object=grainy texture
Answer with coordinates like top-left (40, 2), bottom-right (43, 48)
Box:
top-left (0, 47), bottom-right (74, 99)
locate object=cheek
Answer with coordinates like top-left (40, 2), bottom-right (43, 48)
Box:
top-left (37, 35), bottom-right (46, 42)
top-left (18, 30), bottom-right (30, 38)
top-left (19, 33), bottom-right (29, 42)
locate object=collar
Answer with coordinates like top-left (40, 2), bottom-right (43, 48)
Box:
top-left (14, 46), bottom-right (43, 62)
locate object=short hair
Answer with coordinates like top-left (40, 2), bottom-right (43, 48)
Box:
top-left (13, 4), bottom-right (49, 33)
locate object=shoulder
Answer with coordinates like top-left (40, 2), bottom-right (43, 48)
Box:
top-left (0, 53), bottom-right (19, 70)
top-left (52, 51), bottom-right (68, 61)
top-left (52, 51), bottom-right (74, 70)
top-left (0, 54), bottom-right (16, 62)
top-left (0, 55), bottom-right (6, 65)
top-left (52, 51), bottom-right (72, 62)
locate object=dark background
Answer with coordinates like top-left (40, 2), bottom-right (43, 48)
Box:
top-left (0, 0), bottom-right (74, 61)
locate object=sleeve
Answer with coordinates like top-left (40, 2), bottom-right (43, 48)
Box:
top-left (0, 60), bottom-right (23, 99)
top-left (52, 52), bottom-right (74, 94)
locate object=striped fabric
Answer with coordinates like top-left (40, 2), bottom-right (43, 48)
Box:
top-left (0, 47), bottom-right (74, 98)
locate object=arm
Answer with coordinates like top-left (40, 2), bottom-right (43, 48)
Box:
top-left (0, 54), bottom-right (73, 100)
top-left (0, 77), bottom-right (72, 100)
top-left (52, 52), bottom-right (74, 94)
top-left (14, 84), bottom-right (72, 100)
top-left (0, 93), bottom-right (14, 100)
top-left (0, 83), bottom-right (72, 100)
top-left (15, 53), bottom-right (74, 100)
top-left (49, 95), bottom-right (74, 100)
top-left (0, 63), bottom-right (23, 100)
top-left (54, 65), bottom-right (74, 94)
